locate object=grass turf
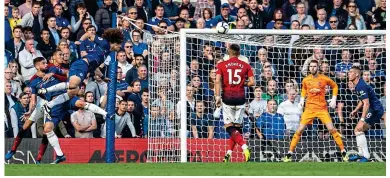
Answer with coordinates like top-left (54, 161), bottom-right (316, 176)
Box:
top-left (5, 162), bottom-right (386, 176)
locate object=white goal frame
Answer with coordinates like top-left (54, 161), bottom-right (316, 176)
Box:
top-left (179, 29), bottom-right (386, 163)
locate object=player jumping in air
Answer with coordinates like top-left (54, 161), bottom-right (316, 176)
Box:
top-left (215, 44), bottom-right (255, 162)
top-left (39, 28), bottom-right (124, 119)
top-left (283, 60), bottom-right (348, 162)
top-left (5, 57), bottom-right (107, 164)
top-left (347, 66), bottom-right (384, 162)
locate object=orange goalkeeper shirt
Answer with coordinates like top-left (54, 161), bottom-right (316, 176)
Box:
top-left (301, 74), bottom-right (338, 112)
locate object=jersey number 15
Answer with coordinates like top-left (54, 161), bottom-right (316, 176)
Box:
top-left (227, 69), bottom-right (242, 85)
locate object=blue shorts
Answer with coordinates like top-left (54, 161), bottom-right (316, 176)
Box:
top-left (45, 96), bottom-right (80, 127)
top-left (68, 60), bottom-right (88, 82)
top-left (365, 109), bottom-right (384, 126)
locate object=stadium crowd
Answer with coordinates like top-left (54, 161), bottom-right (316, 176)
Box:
top-left (4, 0), bottom-right (386, 140)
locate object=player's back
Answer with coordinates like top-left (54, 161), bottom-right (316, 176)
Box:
top-left (356, 79), bottom-right (383, 111)
top-left (302, 74), bottom-right (333, 111)
top-left (216, 57), bottom-right (253, 106)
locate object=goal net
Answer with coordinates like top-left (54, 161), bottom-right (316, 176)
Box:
top-left (147, 29), bottom-right (386, 163)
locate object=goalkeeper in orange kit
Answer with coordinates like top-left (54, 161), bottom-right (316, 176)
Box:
top-left (283, 60), bottom-right (348, 162)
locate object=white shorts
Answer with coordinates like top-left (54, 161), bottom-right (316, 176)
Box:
top-left (28, 97), bottom-right (47, 122)
top-left (222, 102), bottom-right (245, 125)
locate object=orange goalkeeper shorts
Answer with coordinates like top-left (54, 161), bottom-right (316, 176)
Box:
top-left (300, 110), bottom-right (332, 125)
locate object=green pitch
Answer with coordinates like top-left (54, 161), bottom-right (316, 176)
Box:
top-left (5, 162), bottom-right (386, 176)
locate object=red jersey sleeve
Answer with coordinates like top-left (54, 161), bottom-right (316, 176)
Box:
top-left (216, 62), bottom-right (224, 75)
top-left (246, 64), bottom-right (254, 77)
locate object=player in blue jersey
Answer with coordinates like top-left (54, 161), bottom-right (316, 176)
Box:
top-left (5, 57), bottom-right (107, 164)
top-left (40, 28), bottom-right (124, 119)
top-left (347, 66), bottom-right (385, 162)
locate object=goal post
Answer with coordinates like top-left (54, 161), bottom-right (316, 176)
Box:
top-left (148, 29), bottom-right (386, 163)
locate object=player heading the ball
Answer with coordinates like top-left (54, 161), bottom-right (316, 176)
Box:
top-left (347, 66), bottom-right (385, 162)
top-left (215, 43), bottom-right (255, 162)
top-left (283, 60), bottom-right (348, 162)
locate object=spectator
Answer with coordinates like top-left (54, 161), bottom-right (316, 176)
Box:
top-left (59, 27), bottom-right (79, 60)
top-left (194, 0), bottom-right (216, 21)
top-left (256, 99), bottom-right (286, 140)
top-left (176, 85), bottom-right (196, 129)
top-left (240, 15), bottom-right (251, 28)
top-left (320, 62), bottom-right (336, 79)
top-left (259, 65), bottom-right (278, 88)
top-left (346, 24), bottom-right (357, 30)
top-left (277, 89), bottom-right (301, 136)
top-left (355, 0), bottom-right (376, 22)
top-left (127, 79), bottom-right (142, 106)
top-left (346, 2), bottom-right (366, 30)
top-left (252, 48), bottom-right (270, 83)
top-left (179, 0), bottom-right (195, 21)
top-left (79, 25), bottom-right (99, 57)
top-left (212, 3), bottom-right (236, 27)
top-left (190, 101), bottom-right (214, 138)
top-left (290, 2), bottom-right (314, 28)
top-left (18, 38), bottom-right (43, 85)
top-left (125, 54), bottom-right (144, 85)
top-left (127, 100), bottom-right (143, 137)
top-left (175, 18), bottom-right (186, 31)
top-left (248, 86), bottom-right (267, 119)
top-left (372, 0), bottom-right (386, 30)
top-left (5, 81), bottom-right (17, 112)
top-left (281, 79), bottom-right (300, 102)
top-left (117, 50), bottom-right (132, 78)
top-left (36, 29), bottom-right (57, 59)
top-left (71, 97), bottom-right (97, 138)
top-left (329, 15), bottom-right (339, 30)
top-left (266, 8), bottom-right (287, 29)
top-left (315, 8), bottom-right (331, 30)
top-left (123, 41), bottom-right (134, 63)
top-left (134, 88), bottom-right (149, 137)
top-left (85, 91), bottom-right (95, 104)
top-left (202, 8), bottom-right (214, 28)
top-left (262, 80), bottom-right (283, 105)
top-left (20, 1), bottom-right (43, 41)
top-left (86, 75), bottom-right (107, 106)
top-left (132, 30), bottom-right (148, 57)
top-left (358, 47), bottom-right (376, 67)
top-left (272, 18), bottom-right (285, 29)
top-left (301, 47), bottom-right (328, 77)
top-left (282, 0), bottom-right (297, 23)
top-left (368, 59), bottom-right (385, 79)
top-left (246, 0), bottom-right (263, 29)
top-left (9, 7), bottom-right (22, 31)
top-left (71, 3), bottom-right (97, 36)
top-left (161, 0), bottom-right (179, 21)
top-left (95, 0), bottom-right (116, 33)
top-left (189, 59), bottom-right (201, 77)
top-left (46, 15), bottom-right (61, 45)
top-left (148, 4), bottom-right (174, 33)
top-left (236, 7), bottom-right (247, 19)
top-left (135, 0), bottom-right (149, 23)
top-left (75, 18), bottom-right (94, 40)
top-left (54, 4), bottom-right (72, 31)
top-left (327, 0), bottom-right (348, 29)
top-left (101, 100), bottom-right (136, 138)
top-left (260, 0), bottom-right (275, 25)
top-left (61, 48), bottom-right (72, 68)
top-left (8, 61), bottom-right (23, 85)
top-left (126, 7), bottom-right (139, 21)
top-left (335, 49), bottom-right (352, 81)
top-left (5, 5), bottom-right (12, 43)
top-left (116, 67), bottom-right (133, 98)
top-left (191, 75), bottom-right (205, 101)
top-left (5, 26), bottom-right (25, 59)
top-left (18, 0), bottom-right (33, 17)
top-left (196, 17), bottom-right (206, 29)
top-left (152, 86), bottom-right (175, 115)
top-left (10, 92), bottom-right (35, 138)
top-left (179, 8), bottom-right (194, 28)
top-left (136, 65), bottom-right (148, 90)
top-left (23, 86), bottom-right (32, 97)
top-left (149, 104), bottom-right (171, 137)
top-left (5, 68), bottom-right (22, 98)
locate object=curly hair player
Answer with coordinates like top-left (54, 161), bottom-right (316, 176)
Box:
top-left (39, 28), bottom-right (124, 119)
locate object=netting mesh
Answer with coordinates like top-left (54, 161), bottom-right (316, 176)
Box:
top-left (148, 31), bottom-right (386, 162)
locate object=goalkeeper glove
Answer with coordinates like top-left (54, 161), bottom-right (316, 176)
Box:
top-left (328, 96), bottom-right (337, 109)
top-left (298, 97), bottom-right (305, 110)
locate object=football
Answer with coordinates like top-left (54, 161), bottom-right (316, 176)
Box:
top-left (216, 21), bottom-right (229, 34)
